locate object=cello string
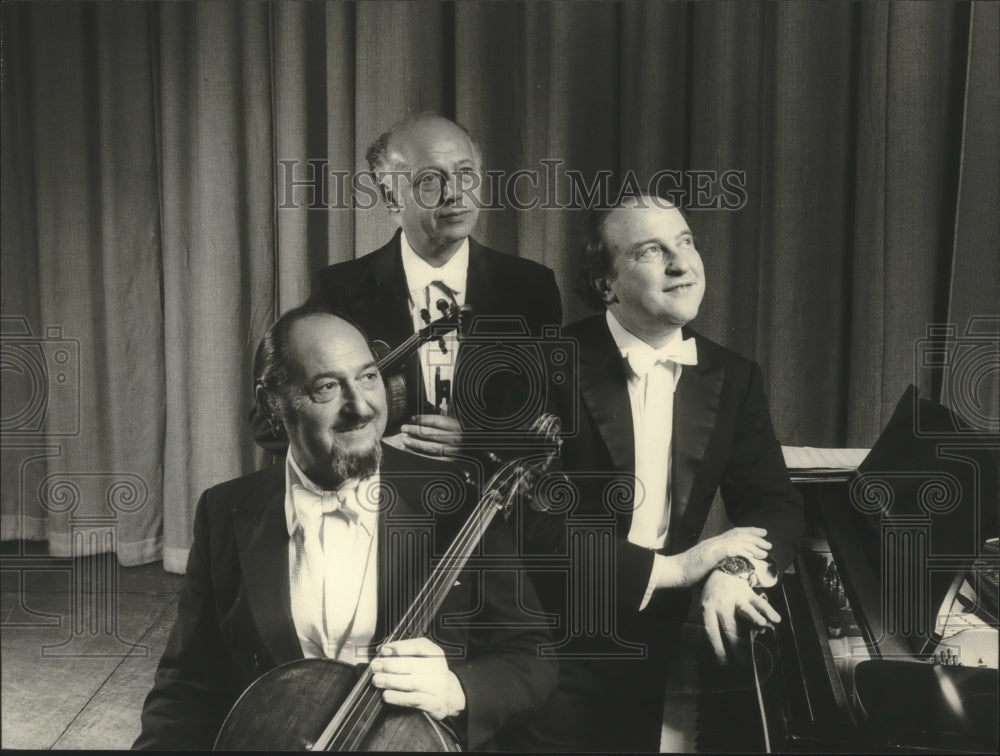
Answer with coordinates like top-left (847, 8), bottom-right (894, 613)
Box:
top-left (325, 492), bottom-right (503, 750)
top-left (389, 437), bottom-right (554, 641)
top-left (323, 425), bottom-right (558, 749)
top-left (380, 468), bottom-right (509, 643)
top-left (332, 480), bottom-right (510, 749)
top-left (395, 471), bottom-right (512, 638)
top-left (397, 452), bottom-right (541, 639)
top-left (322, 677), bottom-right (364, 750)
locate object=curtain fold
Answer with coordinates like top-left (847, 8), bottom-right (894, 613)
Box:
top-left (1, 0), bottom-right (995, 573)
top-left (156, 2), bottom-right (278, 571)
top-left (2, 3), bottom-right (164, 564)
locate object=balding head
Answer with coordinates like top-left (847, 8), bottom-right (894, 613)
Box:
top-left (366, 113), bottom-right (482, 262)
top-left (366, 113), bottom-right (482, 177)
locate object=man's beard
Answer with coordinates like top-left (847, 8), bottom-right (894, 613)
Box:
top-left (331, 441), bottom-right (383, 481)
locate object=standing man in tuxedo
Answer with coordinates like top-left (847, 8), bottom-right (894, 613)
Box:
top-left (509, 195), bottom-right (804, 752)
top-left (135, 307), bottom-right (556, 750)
top-left (306, 113), bottom-right (562, 454)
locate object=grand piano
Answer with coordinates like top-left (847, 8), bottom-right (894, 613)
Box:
top-left (697, 386), bottom-right (999, 753)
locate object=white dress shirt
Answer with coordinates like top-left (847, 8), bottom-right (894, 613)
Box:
top-left (285, 451), bottom-right (380, 663)
top-left (399, 232), bottom-right (469, 415)
top-left (605, 310), bottom-right (698, 609)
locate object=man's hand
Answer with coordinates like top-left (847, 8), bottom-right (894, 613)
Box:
top-left (700, 569), bottom-right (781, 664)
top-left (400, 414), bottom-right (465, 458)
top-left (677, 527), bottom-right (771, 586)
top-left (370, 637), bottom-right (467, 720)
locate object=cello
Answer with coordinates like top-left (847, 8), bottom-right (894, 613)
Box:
top-left (217, 303), bottom-right (560, 750)
top-left (215, 413), bottom-right (560, 751)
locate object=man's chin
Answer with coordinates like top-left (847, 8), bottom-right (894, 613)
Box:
top-left (435, 216), bottom-right (477, 238)
top-left (331, 442), bottom-right (383, 481)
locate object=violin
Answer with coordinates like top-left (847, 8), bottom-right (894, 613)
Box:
top-left (372, 302), bottom-right (471, 428)
top-left (214, 413), bottom-right (562, 751)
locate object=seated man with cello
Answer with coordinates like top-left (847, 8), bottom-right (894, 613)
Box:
top-left (134, 306), bottom-right (557, 751)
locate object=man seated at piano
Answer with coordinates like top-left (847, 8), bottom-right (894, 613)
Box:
top-left (134, 307), bottom-right (557, 750)
top-left (507, 194), bottom-right (806, 752)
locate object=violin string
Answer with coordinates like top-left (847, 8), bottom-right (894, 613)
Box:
top-left (379, 306), bottom-right (458, 373)
top-left (380, 336), bottom-right (418, 372)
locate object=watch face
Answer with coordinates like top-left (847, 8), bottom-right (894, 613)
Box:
top-left (719, 555), bottom-right (754, 575)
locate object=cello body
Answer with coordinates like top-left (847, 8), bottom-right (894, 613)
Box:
top-left (214, 659), bottom-right (460, 751)
top-left (215, 412), bottom-right (560, 751)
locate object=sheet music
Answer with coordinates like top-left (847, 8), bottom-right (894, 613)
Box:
top-left (781, 446), bottom-right (870, 471)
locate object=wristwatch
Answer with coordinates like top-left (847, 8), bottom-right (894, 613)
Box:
top-left (717, 555), bottom-right (761, 588)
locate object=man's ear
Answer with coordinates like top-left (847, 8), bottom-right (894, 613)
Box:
top-left (254, 384), bottom-right (286, 437)
top-left (593, 276), bottom-right (618, 305)
top-left (378, 179), bottom-right (402, 215)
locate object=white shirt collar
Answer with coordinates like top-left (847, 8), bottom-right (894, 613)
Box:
top-left (399, 231), bottom-right (469, 295)
top-left (605, 309), bottom-right (685, 357)
top-left (284, 451), bottom-right (379, 536)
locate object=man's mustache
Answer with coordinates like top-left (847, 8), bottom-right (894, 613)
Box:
top-left (333, 411), bottom-right (381, 433)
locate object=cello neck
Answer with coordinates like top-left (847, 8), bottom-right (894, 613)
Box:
top-left (384, 465), bottom-right (520, 643)
top-left (310, 462), bottom-right (522, 752)
top-left (312, 415), bottom-right (560, 752)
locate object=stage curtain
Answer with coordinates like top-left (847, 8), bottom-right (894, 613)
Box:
top-left (1, 1), bottom-right (995, 572)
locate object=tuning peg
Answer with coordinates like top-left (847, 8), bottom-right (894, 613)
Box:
top-left (436, 299), bottom-right (450, 316)
top-left (437, 337), bottom-right (447, 354)
top-left (420, 308), bottom-right (432, 325)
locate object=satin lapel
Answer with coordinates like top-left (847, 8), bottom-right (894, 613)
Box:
top-left (670, 340), bottom-right (724, 544)
top-left (232, 478), bottom-right (303, 666)
top-left (579, 318), bottom-right (635, 474)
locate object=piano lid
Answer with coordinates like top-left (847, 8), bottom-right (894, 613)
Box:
top-left (847, 385), bottom-right (1000, 656)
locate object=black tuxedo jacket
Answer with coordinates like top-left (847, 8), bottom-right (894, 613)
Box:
top-left (306, 230), bottom-right (563, 431)
top-left (525, 313), bottom-right (804, 641)
top-left (134, 444), bottom-right (556, 751)
top-left (509, 314), bottom-right (805, 751)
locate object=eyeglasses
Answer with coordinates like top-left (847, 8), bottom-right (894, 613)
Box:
top-left (410, 169), bottom-right (480, 206)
